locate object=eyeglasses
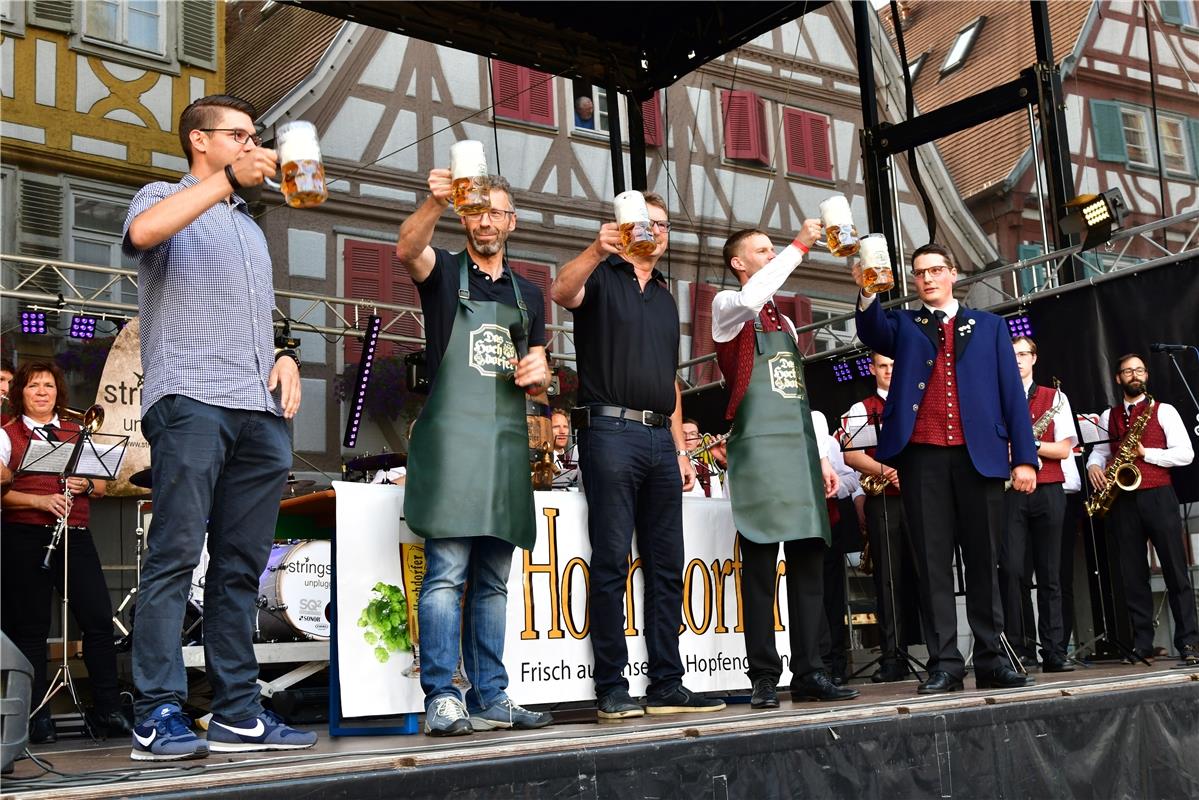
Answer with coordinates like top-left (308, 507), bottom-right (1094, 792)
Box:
top-left (201, 128), bottom-right (263, 147)
top-left (650, 220), bottom-right (672, 231)
top-left (683, 433), bottom-right (702, 441)
top-left (1118, 367), bottom-right (1147, 377)
top-left (912, 265), bottom-right (950, 280)
top-left (465, 208), bottom-right (517, 222)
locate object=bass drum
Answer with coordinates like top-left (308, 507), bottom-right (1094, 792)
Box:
top-left (256, 540), bottom-right (332, 642)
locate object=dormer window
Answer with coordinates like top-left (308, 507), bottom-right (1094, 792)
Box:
top-left (941, 17), bottom-right (985, 75)
top-left (908, 53), bottom-right (926, 82)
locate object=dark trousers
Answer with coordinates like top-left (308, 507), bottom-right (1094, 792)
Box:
top-left (899, 445), bottom-right (1007, 677)
top-left (865, 493), bottom-right (921, 661)
top-left (0, 523), bottom-right (121, 714)
top-left (579, 416), bottom-right (684, 698)
top-left (1000, 483), bottom-right (1067, 660)
top-left (133, 395), bottom-right (292, 721)
top-left (1059, 491), bottom-right (1085, 650)
top-left (740, 536), bottom-right (826, 684)
top-left (1107, 484), bottom-right (1199, 653)
top-left (820, 540), bottom-right (847, 677)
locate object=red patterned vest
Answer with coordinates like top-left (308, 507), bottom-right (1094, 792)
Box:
top-left (715, 303), bottom-right (787, 421)
top-left (2, 417), bottom-right (90, 526)
top-left (1028, 384), bottom-right (1065, 484)
top-left (861, 393), bottom-right (900, 496)
top-left (1108, 400), bottom-right (1171, 490)
top-left (909, 315), bottom-right (963, 447)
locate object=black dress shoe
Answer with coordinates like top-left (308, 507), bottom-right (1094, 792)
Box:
top-left (793, 671), bottom-right (859, 702)
top-left (750, 678), bottom-right (779, 709)
top-left (975, 665), bottom-right (1034, 689)
top-left (85, 707), bottom-right (135, 738)
top-left (1120, 648), bottom-right (1155, 665)
top-left (916, 670), bottom-right (964, 694)
top-left (1042, 656), bottom-right (1075, 673)
top-left (28, 712), bottom-right (56, 745)
top-left (1179, 644), bottom-right (1199, 667)
top-left (871, 660), bottom-right (911, 683)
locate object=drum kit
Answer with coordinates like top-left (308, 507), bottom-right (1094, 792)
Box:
top-left (113, 468), bottom-right (333, 651)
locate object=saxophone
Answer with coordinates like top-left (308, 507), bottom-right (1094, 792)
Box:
top-left (1029, 378), bottom-right (1066, 469)
top-left (860, 473), bottom-right (890, 495)
top-left (1084, 395), bottom-right (1154, 518)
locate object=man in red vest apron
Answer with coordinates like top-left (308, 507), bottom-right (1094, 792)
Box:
top-left (1085, 353), bottom-right (1198, 666)
top-left (713, 225), bottom-right (859, 707)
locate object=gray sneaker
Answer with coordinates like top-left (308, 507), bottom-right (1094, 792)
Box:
top-left (424, 695), bottom-right (472, 737)
top-left (469, 698), bottom-right (553, 731)
top-left (597, 688), bottom-right (644, 720)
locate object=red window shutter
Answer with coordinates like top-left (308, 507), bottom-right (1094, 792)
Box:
top-left (642, 92), bottom-right (663, 147)
top-left (690, 283), bottom-right (721, 385)
top-left (491, 60), bottom-right (524, 120)
top-left (343, 239), bottom-right (419, 363)
top-left (524, 68), bottom-right (556, 126)
top-left (388, 252), bottom-right (421, 357)
top-left (805, 112), bottom-right (833, 181)
top-left (783, 107), bottom-right (808, 176)
top-left (721, 89), bottom-right (768, 165)
top-left (783, 109), bottom-right (833, 181)
top-left (509, 259), bottom-right (554, 332)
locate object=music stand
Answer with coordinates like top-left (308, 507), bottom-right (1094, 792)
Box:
top-left (839, 411), bottom-right (927, 681)
top-left (17, 426), bottom-right (128, 733)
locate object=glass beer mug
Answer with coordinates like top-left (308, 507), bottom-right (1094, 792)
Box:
top-left (263, 121), bottom-right (327, 208)
top-left (614, 190), bottom-right (657, 258)
top-left (450, 140), bottom-right (491, 216)
top-left (819, 194), bottom-right (860, 258)
top-left (858, 233), bottom-right (896, 295)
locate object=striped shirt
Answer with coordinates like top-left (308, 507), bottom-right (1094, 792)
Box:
top-left (123, 174), bottom-right (280, 417)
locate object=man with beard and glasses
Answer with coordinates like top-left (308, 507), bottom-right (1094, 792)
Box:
top-left (395, 170), bottom-right (553, 735)
top-left (1086, 353), bottom-right (1197, 667)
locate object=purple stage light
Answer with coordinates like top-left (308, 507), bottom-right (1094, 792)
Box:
top-left (70, 314), bottom-right (98, 339)
top-left (833, 360), bottom-right (853, 384)
top-left (1007, 314), bottom-right (1033, 339)
top-left (20, 311), bottom-right (47, 334)
top-left (342, 314), bottom-right (383, 448)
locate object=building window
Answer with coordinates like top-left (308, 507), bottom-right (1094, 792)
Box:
top-left (941, 17), bottom-right (985, 75)
top-left (907, 53), bottom-right (925, 83)
top-left (1158, 1), bottom-right (1196, 26)
top-left (83, 0), bottom-right (166, 57)
top-left (1090, 100), bottom-right (1197, 175)
top-left (811, 303), bottom-right (856, 354)
top-left (1119, 107), bottom-right (1154, 168)
top-left (1159, 115), bottom-right (1192, 175)
top-left (491, 60), bottom-right (555, 127)
top-left (721, 89), bottom-right (769, 166)
top-left (782, 108), bottom-right (832, 181)
top-left (69, 188), bottom-right (138, 307)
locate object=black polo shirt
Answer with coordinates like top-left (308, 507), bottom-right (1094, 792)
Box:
top-left (569, 254), bottom-right (680, 414)
top-left (416, 247), bottom-right (546, 385)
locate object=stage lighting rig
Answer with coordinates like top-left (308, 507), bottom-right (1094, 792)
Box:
top-left (20, 310), bottom-right (47, 335)
top-left (1060, 188), bottom-right (1127, 250)
top-left (1006, 312), bottom-right (1033, 339)
top-left (69, 314), bottom-right (98, 339)
top-left (832, 360), bottom-right (854, 384)
top-left (342, 313), bottom-right (382, 449)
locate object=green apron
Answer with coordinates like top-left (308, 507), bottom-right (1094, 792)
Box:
top-left (403, 252), bottom-right (536, 550)
top-left (726, 321), bottom-right (831, 546)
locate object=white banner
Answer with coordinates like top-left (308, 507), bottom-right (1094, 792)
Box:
top-left (334, 482), bottom-right (797, 718)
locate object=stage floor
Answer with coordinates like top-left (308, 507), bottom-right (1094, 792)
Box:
top-left (4, 660), bottom-right (1197, 799)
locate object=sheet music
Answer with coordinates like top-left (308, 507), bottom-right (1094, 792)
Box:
top-left (1075, 412), bottom-right (1108, 446)
top-left (17, 440), bottom-right (75, 474)
top-left (74, 439), bottom-right (127, 479)
top-left (838, 411), bottom-right (879, 451)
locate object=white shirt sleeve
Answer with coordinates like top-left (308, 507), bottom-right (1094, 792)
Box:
top-left (839, 400), bottom-right (875, 450)
top-left (1086, 408), bottom-right (1113, 470)
top-left (711, 244), bottom-right (806, 343)
top-left (1052, 392), bottom-right (1077, 444)
top-left (857, 289), bottom-right (877, 311)
top-left (0, 428), bottom-right (10, 465)
top-left (811, 409), bottom-right (830, 460)
top-left (1144, 402), bottom-right (1195, 468)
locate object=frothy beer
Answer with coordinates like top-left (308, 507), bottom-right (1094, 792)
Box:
top-left (858, 233), bottom-right (895, 294)
top-left (276, 121), bottom-right (327, 208)
top-left (819, 194), bottom-right (860, 258)
top-left (450, 140), bottom-right (491, 216)
top-left (614, 191), bottom-right (657, 258)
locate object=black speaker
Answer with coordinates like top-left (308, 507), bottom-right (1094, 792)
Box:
top-left (1, 633), bottom-right (33, 773)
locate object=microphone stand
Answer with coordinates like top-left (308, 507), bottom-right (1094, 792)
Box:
top-left (1160, 347), bottom-right (1199, 437)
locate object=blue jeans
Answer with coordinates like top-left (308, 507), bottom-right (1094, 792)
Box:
top-left (418, 536), bottom-right (516, 713)
top-left (578, 415), bottom-right (684, 698)
top-left (133, 395), bottom-right (291, 721)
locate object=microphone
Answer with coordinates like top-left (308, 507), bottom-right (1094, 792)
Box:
top-left (508, 322), bottom-right (529, 361)
top-left (1150, 343), bottom-right (1191, 353)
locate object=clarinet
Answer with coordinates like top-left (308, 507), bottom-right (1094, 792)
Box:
top-left (41, 479), bottom-right (74, 570)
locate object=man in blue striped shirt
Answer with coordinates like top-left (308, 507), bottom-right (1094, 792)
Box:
top-left (122, 95), bottom-right (314, 760)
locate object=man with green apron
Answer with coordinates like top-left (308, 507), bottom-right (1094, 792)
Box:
top-left (396, 170), bottom-right (553, 736)
top-left (713, 226), bottom-right (860, 708)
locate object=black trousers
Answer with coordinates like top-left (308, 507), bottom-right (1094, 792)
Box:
top-left (820, 542), bottom-right (847, 677)
top-left (1000, 483), bottom-right (1067, 660)
top-left (865, 492), bottom-right (922, 660)
top-left (1107, 484), bottom-right (1199, 653)
top-left (740, 535), bottom-right (825, 685)
top-left (899, 445), bottom-right (1007, 677)
top-left (0, 523), bottom-right (121, 714)
top-left (1059, 490), bottom-right (1085, 650)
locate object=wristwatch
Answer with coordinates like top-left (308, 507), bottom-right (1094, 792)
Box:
top-left (675, 449), bottom-right (688, 458)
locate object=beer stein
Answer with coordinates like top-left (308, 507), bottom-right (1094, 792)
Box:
top-left (614, 190), bottom-right (657, 258)
top-left (858, 233), bottom-right (895, 294)
top-left (450, 140), bottom-right (491, 216)
top-left (264, 121), bottom-right (327, 208)
top-left (819, 194), bottom-right (860, 258)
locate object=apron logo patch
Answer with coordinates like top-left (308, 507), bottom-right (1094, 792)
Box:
top-left (768, 353), bottom-right (802, 399)
top-left (468, 324), bottom-right (517, 377)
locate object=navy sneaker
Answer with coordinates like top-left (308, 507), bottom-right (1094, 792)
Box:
top-left (130, 704), bottom-right (209, 761)
top-left (207, 709), bottom-right (318, 753)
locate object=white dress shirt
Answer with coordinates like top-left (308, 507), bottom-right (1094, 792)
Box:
top-left (711, 244), bottom-right (806, 344)
top-left (1085, 398), bottom-right (1195, 470)
top-left (0, 413), bottom-right (62, 465)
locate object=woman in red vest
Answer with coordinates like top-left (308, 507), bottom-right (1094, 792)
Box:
top-left (1, 361), bottom-right (130, 744)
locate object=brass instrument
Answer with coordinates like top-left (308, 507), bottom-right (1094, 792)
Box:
top-left (1084, 395), bottom-right (1154, 517)
top-left (1029, 378), bottom-right (1066, 470)
top-left (531, 441), bottom-right (557, 491)
top-left (60, 403), bottom-right (106, 433)
top-left (686, 432), bottom-right (729, 460)
top-left (860, 472), bottom-right (889, 496)
top-left (41, 404), bottom-right (105, 568)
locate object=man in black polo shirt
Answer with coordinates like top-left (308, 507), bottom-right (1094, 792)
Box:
top-left (551, 192), bottom-right (724, 720)
top-left (396, 170), bottom-right (553, 736)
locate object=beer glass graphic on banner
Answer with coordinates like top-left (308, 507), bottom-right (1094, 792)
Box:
top-left (450, 140), bottom-right (491, 216)
top-left (819, 194), bottom-right (860, 258)
top-left (265, 121), bottom-right (327, 208)
top-left (858, 233), bottom-right (895, 294)
top-left (614, 191), bottom-right (657, 258)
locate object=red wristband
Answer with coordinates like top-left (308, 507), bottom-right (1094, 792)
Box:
top-left (793, 238), bottom-right (809, 254)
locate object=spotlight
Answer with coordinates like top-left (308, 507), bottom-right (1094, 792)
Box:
top-left (20, 311), bottom-right (47, 335)
top-left (1060, 188), bottom-right (1127, 250)
top-left (69, 314), bottom-right (98, 339)
top-left (833, 360), bottom-right (853, 384)
top-left (854, 355), bottom-right (873, 379)
top-left (342, 314), bottom-right (382, 448)
top-left (1006, 313), bottom-right (1033, 339)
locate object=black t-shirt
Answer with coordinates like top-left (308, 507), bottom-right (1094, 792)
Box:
top-left (569, 255), bottom-right (680, 414)
top-left (416, 247), bottom-right (546, 385)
